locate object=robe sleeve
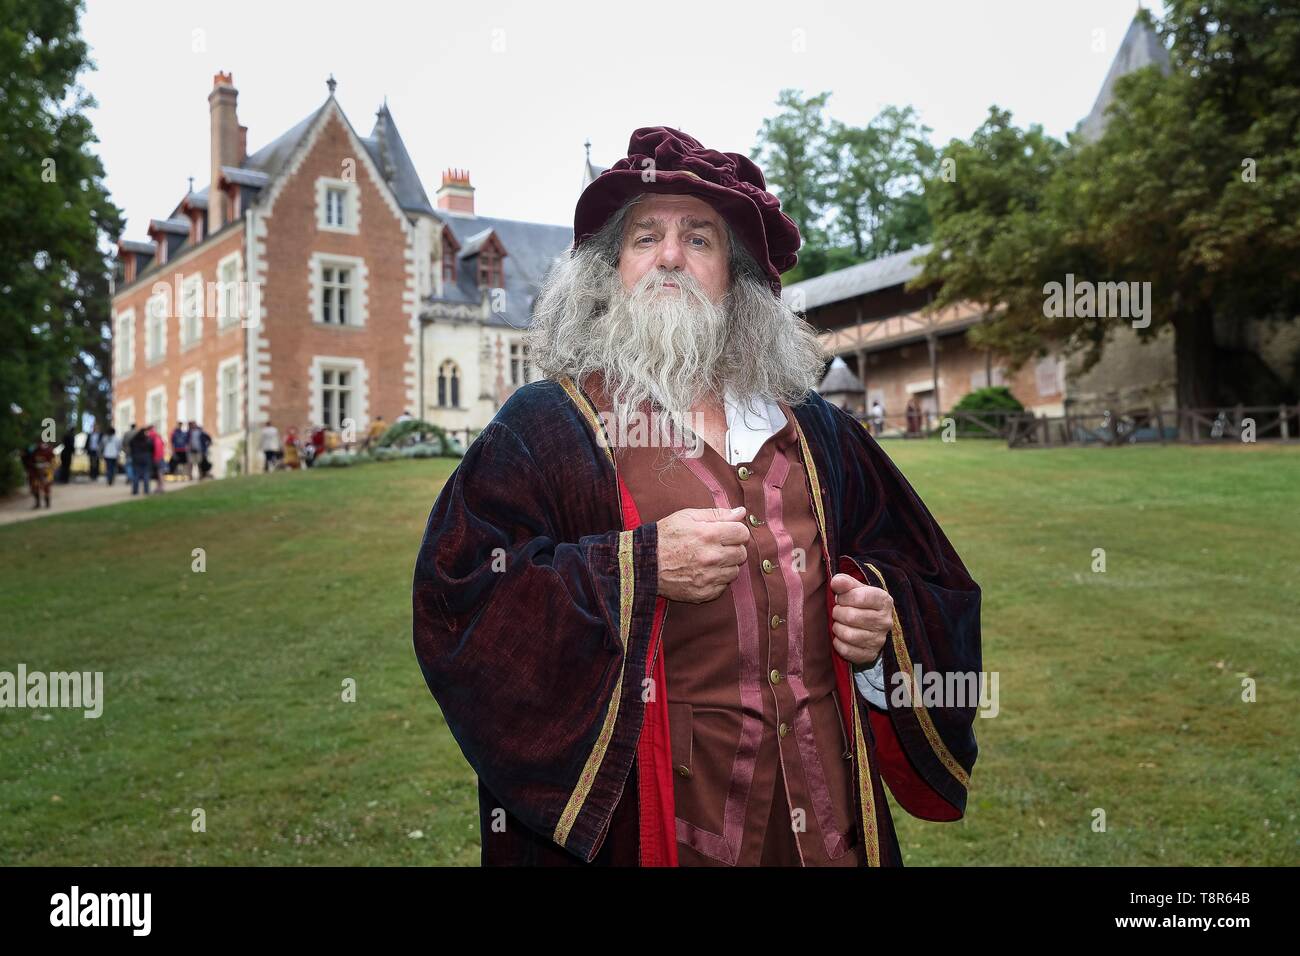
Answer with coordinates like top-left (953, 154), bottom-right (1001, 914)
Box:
top-left (830, 408), bottom-right (982, 822)
top-left (411, 419), bottom-right (661, 862)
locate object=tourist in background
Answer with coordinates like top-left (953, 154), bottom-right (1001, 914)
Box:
top-left (86, 424), bottom-right (102, 481)
top-left (128, 425), bottom-right (153, 495)
top-left (101, 427), bottom-right (121, 486)
top-left (260, 421), bottom-right (282, 472)
top-left (171, 421), bottom-right (190, 479)
top-left (149, 424), bottom-right (166, 493)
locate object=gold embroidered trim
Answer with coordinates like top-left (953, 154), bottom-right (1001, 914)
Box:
top-left (795, 422), bottom-right (828, 542)
top-left (553, 529), bottom-right (636, 847)
top-left (861, 560), bottom-right (971, 791)
top-left (850, 679), bottom-right (882, 866)
top-left (791, 415), bottom-right (881, 866)
top-left (558, 374), bottom-right (615, 469)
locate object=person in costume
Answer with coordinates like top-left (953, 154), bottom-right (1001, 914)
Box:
top-left (21, 439), bottom-right (56, 509)
top-left (412, 127), bottom-right (982, 867)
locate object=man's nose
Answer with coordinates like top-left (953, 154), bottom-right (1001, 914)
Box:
top-left (654, 234), bottom-right (686, 270)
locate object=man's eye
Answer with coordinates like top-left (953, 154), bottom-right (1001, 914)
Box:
top-left (689, 236), bottom-right (709, 247)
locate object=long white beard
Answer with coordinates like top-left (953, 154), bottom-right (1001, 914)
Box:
top-left (594, 268), bottom-right (730, 432)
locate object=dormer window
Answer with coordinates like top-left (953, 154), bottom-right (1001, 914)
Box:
top-left (460, 228), bottom-right (507, 291)
top-left (478, 250), bottom-right (503, 289)
top-left (439, 225), bottom-right (461, 291)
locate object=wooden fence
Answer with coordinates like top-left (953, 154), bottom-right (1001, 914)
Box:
top-left (1005, 405), bottom-right (1298, 449)
top-left (851, 406), bottom-right (1299, 448)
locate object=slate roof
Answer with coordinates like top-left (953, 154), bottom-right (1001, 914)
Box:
top-left (429, 211), bottom-right (573, 328)
top-left (219, 165), bottom-right (271, 188)
top-left (242, 105), bottom-right (326, 180)
top-left (148, 217), bottom-right (191, 235)
top-left (817, 356), bottom-right (865, 394)
top-left (1076, 14), bottom-right (1170, 143)
top-left (781, 244), bottom-right (931, 312)
top-left (359, 104), bottom-right (435, 215)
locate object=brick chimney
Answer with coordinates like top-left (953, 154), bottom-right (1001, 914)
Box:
top-left (208, 71), bottom-right (242, 231)
top-left (437, 168), bottom-right (475, 215)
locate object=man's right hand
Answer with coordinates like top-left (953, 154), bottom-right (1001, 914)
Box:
top-left (655, 505), bottom-right (751, 603)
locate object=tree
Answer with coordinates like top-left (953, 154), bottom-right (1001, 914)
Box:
top-left (825, 105), bottom-right (937, 261)
top-left (754, 93), bottom-right (939, 283)
top-left (1067, 1), bottom-right (1300, 407)
top-left (0, 0), bottom-right (122, 490)
top-left (917, 2), bottom-right (1300, 408)
top-left (751, 89), bottom-right (835, 282)
top-left (912, 107), bottom-right (1076, 365)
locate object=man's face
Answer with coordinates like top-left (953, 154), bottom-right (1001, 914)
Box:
top-left (617, 194), bottom-right (730, 304)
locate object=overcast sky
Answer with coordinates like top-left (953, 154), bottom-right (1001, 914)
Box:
top-left (82, 0), bottom-right (1164, 239)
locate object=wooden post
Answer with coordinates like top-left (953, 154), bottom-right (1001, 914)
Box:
top-left (1281, 405), bottom-right (1290, 441)
top-left (856, 348), bottom-right (868, 418)
top-left (927, 332), bottom-right (940, 414)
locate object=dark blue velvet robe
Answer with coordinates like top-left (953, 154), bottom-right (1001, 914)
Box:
top-left (412, 375), bottom-right (982, 866)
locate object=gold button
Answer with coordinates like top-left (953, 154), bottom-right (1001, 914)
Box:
top-left (737, 465), bottom-right (751, 480)
top-left (770, 614), bottom-right (784, 629)
top-left (761, 558), bottom-right (774, 574)
top-left (676, 765), bottom-right (691, 778)
top-left (769, 668), bottom-right (782, 685)
top-left (747, 513), bottom-right (762, 527)
top-left (779, 722), bottom-right (790, 738)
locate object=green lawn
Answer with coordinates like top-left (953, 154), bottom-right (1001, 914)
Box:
top-left (1, 440), bottom-right (1296, 865)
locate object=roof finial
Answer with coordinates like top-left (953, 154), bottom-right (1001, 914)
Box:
top-left (326, 73), bottom-right (337, 96)
top-left (584, 138), bottom-right (591, 161)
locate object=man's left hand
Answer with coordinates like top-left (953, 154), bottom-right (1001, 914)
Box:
top-left (828, 573), bottom-right (892, 667)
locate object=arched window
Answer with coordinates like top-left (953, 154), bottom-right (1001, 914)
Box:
top-left (437, 360), bottom-right (460, 408)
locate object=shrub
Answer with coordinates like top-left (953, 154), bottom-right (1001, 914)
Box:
top-left (948, 386), bottom-right (1025, 437)
top-left (399, 443), bottom-right (442, 459)
top-left (378, 419), bottom-right (448, 450)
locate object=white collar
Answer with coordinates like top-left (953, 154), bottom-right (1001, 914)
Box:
top-left (723, 387), bottom-right (787, 465)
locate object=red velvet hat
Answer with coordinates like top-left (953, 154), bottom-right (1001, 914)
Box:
top-left (573, 126), bottom-right (801, 297)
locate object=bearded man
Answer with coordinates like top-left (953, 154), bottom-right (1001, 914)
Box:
top-left (412, 127), bottom-right (982, 867)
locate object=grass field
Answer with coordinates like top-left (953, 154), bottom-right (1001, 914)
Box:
top-left (1, 440), bottom-right (1297, 865)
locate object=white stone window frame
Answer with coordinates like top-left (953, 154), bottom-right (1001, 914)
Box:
top-left (308, 355), bottom-right (369, 434)
top-left (144, 293), bottom-right (168, 366)
top-left (115, 398), bottom-right (135, 433)
top-left (315, 176), bottom-right (361, 235)
top-left (179, 274), bottom-right (204, 350)
top-left (216, 355), bottom-right (242, 436)
top-left (216, 251), bottom-right (243, 329)
top-left (308, 252), bottom-right (368, 328)
top-left (436, 358), bottom-right (462, 408)
top-left (178, 370), bottom-right (204, 427)
top-left (145, 384), bottom-right (168, 430)
top-left (115, 309), bottom-right (136, 377)
top-left (508, 341), bottom-right (534, 386)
